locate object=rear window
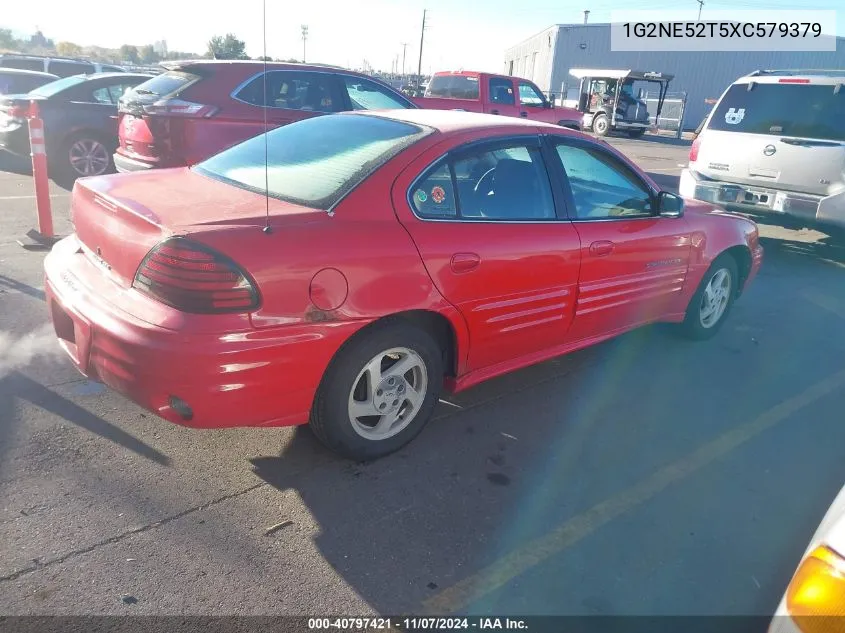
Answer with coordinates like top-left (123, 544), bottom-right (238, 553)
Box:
top-left (29, 75), bottom-right (86, 98)
top-left (425, 75), bottom-right (479, 100)
top-left (49, 61), bottom-right (93, 77)
top-left (126, 71), bottom-right (199, 99)
top-left (708, 83), bottom-right (845, 141)
top-left (194, 114), bottom-right (429, 210)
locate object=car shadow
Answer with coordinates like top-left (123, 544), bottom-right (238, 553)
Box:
top-left (0, 150), bottom-right (31, 176)
top-left (647, 172), bottom-right (680, 192)
top-left (0, 371), bottom-right (170, 467)
top-left (0, 150), bottom-right (74, 191)
top-left (248, 324), bottom-right (766, 615)
top-left (0, 274), bottom-right (46, 302)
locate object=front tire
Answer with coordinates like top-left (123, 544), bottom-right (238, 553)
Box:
top-left (592, 114), bottom-right (610, 137)
top-left (628, 128), bottom-right (646, 139)
top-left (679, 255), bottom-right (738, 340)
top-left (310, 321), bottom-right (444, 461)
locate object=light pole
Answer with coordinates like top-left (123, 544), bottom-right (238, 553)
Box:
top-left (301, 25), bottom-right (309, 62)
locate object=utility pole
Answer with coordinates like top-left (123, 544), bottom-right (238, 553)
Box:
top-left (583, 10), bottom-right (590, 24)
top-left (696, 0), bottom-right (703, 20)
top-left (301, 25), bottom-right (309, 62)
top-left (401, 42), bottom-right (408, 78)
top-left (416, 9), bottom-right (427, 91)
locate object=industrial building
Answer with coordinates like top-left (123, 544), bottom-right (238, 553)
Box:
top-left (504, 23), bottom-right (845, 129)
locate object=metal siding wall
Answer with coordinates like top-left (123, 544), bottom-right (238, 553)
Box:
top-left (507, 24), bottom-right (845, 128)
top-left (504, 26), bottom-right (558, 89)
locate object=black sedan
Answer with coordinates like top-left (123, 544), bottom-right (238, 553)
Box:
top-left (0, 72), bottom-right (152, 182)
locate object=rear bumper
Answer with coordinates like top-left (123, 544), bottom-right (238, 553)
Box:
top-left (0, 124), bottom-right (31, 157)
top-left (113, 151), bottom-right (155, 173)
top-left (43, 235), bottom-right (363, 429)
top-left (680, 169), bottom-right (845, 230)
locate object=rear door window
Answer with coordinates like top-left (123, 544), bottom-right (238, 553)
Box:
top-left (235, 71), bottom-right (343, 113)
top-left (425, 75), bottom-right (480, 99)
top-left (709, 83), bottom-right (845, 141)
top-left (489, 78), bottom-right (515, 105)
top-left (0, 73), bottom-right (52, 95)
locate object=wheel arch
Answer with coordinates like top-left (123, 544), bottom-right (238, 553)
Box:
top-left (720, 244), bottom-right (752, 297)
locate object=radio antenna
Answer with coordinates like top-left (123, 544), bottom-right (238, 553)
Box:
top-left (262, 0), bottom-right (272, 234)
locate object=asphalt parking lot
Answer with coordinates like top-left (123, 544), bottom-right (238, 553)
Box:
top-left (1, 136), bottom-right (844, 617)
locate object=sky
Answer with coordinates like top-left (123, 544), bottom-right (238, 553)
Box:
top-left (3, 0), bottom-right (843, 73)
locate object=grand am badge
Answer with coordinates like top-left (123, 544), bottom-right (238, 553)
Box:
top-left (431, 186), bottom-right (446, 204)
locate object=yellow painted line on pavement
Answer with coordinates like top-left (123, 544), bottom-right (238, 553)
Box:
top-left (423, 368), bottom-right (845, 614)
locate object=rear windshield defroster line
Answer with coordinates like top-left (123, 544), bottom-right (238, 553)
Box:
top-left (193, 114), bottom-right (432, 211)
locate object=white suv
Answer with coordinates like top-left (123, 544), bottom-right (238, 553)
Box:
top-left (680, 70), bottom-right (845, 232)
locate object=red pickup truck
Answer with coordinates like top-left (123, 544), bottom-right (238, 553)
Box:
top-left (413, 71), bottom-right (583, 129)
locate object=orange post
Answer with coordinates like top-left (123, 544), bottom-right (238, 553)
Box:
top-left (27, 100), bottom-right (55, 240)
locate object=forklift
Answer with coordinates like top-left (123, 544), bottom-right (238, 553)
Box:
top-left (563, 69), bottom-right (674, 138)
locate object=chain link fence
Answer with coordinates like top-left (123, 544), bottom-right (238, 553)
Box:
top-left (643, 91), bottom-right (687, 138)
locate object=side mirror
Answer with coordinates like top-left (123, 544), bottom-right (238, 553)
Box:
top-left (657, 191), bottom-right (684, 217)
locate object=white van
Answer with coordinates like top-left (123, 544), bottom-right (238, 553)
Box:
top-left (680, 70), bottom-right (845, 231)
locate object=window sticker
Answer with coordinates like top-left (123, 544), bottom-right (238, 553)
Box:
top-left (724, 108), bottom-right (745, 125)
top-left (414, 189), bottom-right (428, 203)
top-left (431, 186), bottom-right (446, 204)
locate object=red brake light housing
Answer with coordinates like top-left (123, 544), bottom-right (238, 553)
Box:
top-left (7, 104), bottom-right (28, 119)
top-left (689, 137), bottom-right (701, 162)
top-left (779, 78), bottom-right (811, 83)
top-left (133, 238), bottom-right (260, 314)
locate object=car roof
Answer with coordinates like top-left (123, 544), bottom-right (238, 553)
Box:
top-left (736, 71), bottom-right (845, 86)
top-left (355, 109), bottom-right (560, 133)
top-left (0, 68), bottom-right (58, 79)
top-left (80, 72), bottom-right (154, 80)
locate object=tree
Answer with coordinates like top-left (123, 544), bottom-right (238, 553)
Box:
top-left (254, 55), bottom-right (272, 61)
top-left (56, 41), bottom-right (83, 57)
top-left (0, 28), bottom-right (17, 51)
top-left (119, 44), bottom-right (139, 64)
top-left (138, 44), bottom-right (159, 64)
top-left (207, 33), bottom-right (247, 60)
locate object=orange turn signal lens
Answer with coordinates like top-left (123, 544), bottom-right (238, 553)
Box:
top-left (786, 545), bottom-right (845, 633)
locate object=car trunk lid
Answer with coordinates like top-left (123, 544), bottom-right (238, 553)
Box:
top-left (69, 168), bottom-right (318, 289)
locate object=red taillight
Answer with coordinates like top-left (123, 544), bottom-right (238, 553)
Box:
top-left (133, 238), bottom-right (259, 314)
top-left (142, 98), bottom-right (218, 118)
top-left (779, 78), bottom-right (810, 83)
top-left (6, 104), bottom-right (27, 118)
top-left (689, 137), bottom-right (701, 162)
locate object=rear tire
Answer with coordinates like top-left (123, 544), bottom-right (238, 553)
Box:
top-left (310, 321), bottom-right (444, 461)
top-left (678, 255), bottom-right (738, 340)
top-left (56, 131), bottom-right (114, 185)
top-left (592, 114), bottom-right (610, 137)
top-left (628, 129), bottom-right (646, 139)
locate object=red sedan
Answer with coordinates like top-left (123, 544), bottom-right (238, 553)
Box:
top-left (44, 110), bottom-right (763, 460)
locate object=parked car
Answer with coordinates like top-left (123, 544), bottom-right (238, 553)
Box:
top-left (412, 70), bottom-right (582, 129)
top-left (0, 68), bottom-right (58, 95)
top-left (44, 110), bottom-right (762, 461)
top-left (0, 72), bottom-right (153, 180)
top-left (0, 54), bottom-right (125, 77)
top-left (680, 69), bottom-right (845, 233)
top-left (769, 484), bottom-right (845, 633)
top-left (114, 60), bottom-right (418, 172)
